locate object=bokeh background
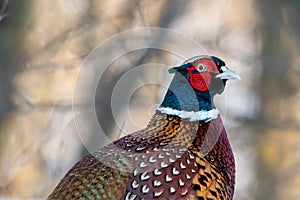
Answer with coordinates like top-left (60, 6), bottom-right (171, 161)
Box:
top-left (1, 0), bottom-right (300, 199)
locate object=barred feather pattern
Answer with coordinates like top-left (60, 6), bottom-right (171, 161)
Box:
top-left (48, 112), bottom-right (235, 200)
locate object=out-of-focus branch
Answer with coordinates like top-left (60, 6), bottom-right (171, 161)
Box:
top-left (0, 0), bottom-right (9, 22)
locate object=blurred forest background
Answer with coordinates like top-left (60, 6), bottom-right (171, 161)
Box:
top-left (0, 0), bottom-right (300, 199)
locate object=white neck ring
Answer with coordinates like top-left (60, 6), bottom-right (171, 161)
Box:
top-left (157, 107), bottom-right (219, 122)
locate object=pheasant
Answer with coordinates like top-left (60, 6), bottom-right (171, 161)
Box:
top-left (48, 55), bottom-right (240, 200)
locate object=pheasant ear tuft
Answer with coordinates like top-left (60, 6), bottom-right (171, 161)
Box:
top-left (168, 67), bottom-right (178, 74)
top-left (168, 63), bottom-right (193, 74)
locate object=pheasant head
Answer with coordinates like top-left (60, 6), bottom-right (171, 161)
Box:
top-left (159, 55), bottom-right (240, 121)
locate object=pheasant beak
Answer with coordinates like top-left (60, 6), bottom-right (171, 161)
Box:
top-left (215, 66), bottom-right (241, 80)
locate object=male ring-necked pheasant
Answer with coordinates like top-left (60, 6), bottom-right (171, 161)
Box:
top-left (48, 55), bottom-right (240, 200)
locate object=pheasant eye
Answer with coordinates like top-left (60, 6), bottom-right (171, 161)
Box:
top-left (196, 63), bottom-right (207, 72)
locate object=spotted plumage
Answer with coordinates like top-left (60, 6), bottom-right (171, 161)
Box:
top-left (48, 55), bottom-right (240, 200)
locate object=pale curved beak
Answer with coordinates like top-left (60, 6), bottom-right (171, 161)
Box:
top-left (215, 66), bottom-right (241, 80)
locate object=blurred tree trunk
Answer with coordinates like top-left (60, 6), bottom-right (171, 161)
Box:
top-left (254, 1), bottom-right (300, 199)
top-left (0, 1), bottom-right (29, 124)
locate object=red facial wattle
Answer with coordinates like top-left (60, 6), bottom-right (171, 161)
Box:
top-left (187, 59), bottom-right (219, 92)
top-left (189, 72), bottom-right (211, 91)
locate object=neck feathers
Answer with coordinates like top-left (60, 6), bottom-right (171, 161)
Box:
top-left (159, 73), bottom-right (217, 121)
